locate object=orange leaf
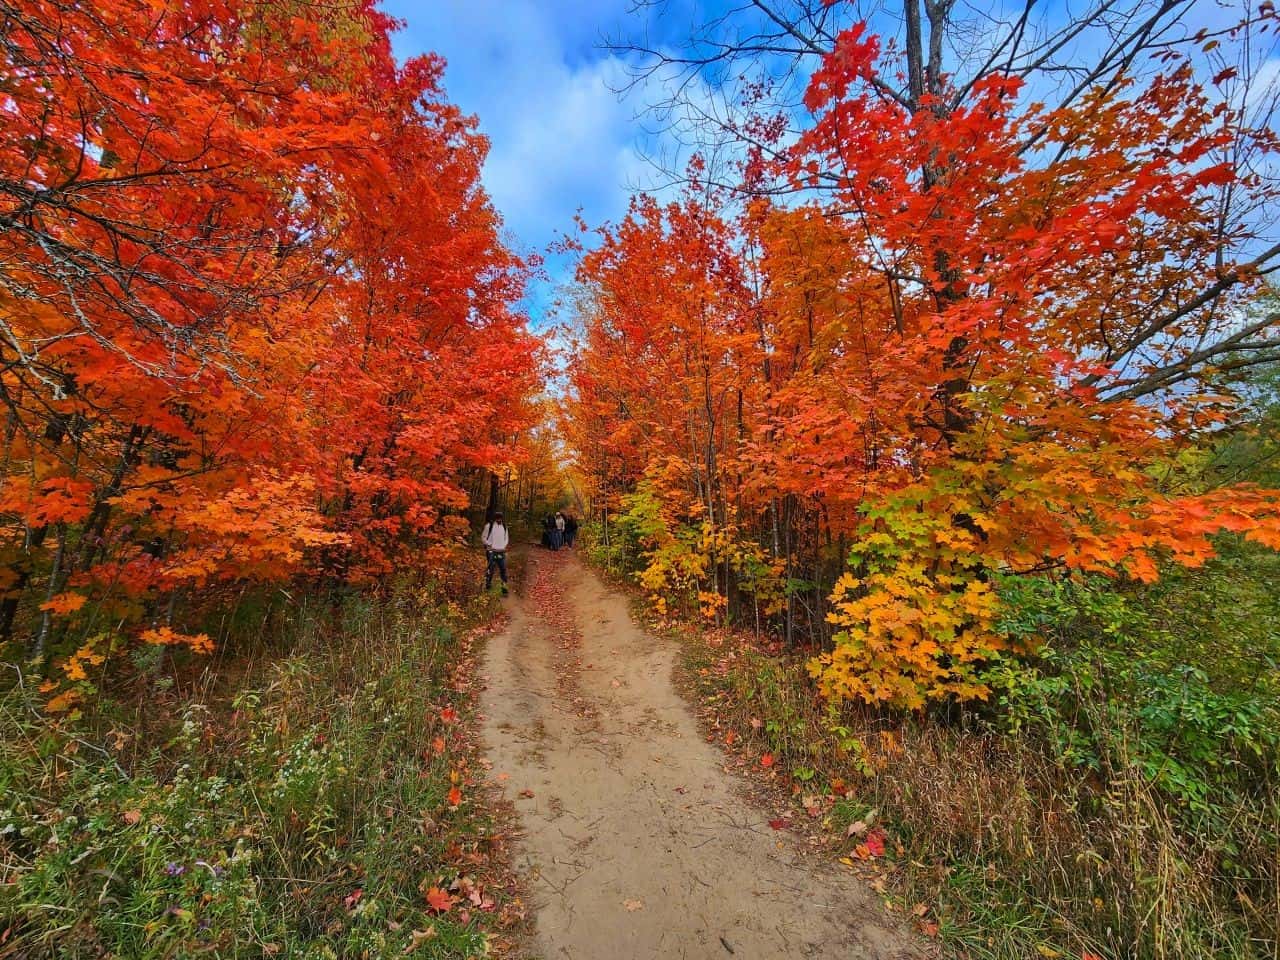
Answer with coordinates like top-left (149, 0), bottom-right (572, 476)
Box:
top-left (425, 887), bottom-right (455, 912)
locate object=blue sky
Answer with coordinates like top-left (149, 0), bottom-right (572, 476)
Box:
top-left (380, 1), bottom-right (1277, 324)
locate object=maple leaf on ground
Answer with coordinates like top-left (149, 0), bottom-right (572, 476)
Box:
top-left (759, 752), bottom-right (775, 768)
top-left (865, 829), bottom-right (887, 858)
top-left (425, 887), bottom-right (455, 913)
top-left (446, 787), bottom-right (462, 808)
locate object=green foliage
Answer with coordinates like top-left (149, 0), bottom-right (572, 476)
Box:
top-left (0, 599), bottom-right (503, 959)
top-left (989, 561), bottom-right (1280, 825)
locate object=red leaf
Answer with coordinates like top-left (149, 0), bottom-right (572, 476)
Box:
top-left (759, 752), bottom-right (775, 768)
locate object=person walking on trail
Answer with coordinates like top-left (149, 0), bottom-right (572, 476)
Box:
top-left (551, 511), bottom-right (565, 551)
top-left (482, 512), bottom-right (509, 594)
top-left (564, 513), bottom-right (578, 548)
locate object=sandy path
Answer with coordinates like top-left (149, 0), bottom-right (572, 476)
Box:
top-left (480, 549), bottom-right (925, 960)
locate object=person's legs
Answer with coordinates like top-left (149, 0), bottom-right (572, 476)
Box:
top-left (496, 552), bottom-right (508, 592)
top-left (485, 551), bottom-right (497, 589)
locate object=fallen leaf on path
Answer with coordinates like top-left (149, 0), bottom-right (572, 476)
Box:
top-left (446, 787), bottom-right (462, 808)
top-left (846, 820), bottom-right (868, 837)
top-left (122, 809), bottom-right (141, 825)
top-left (623, 899), bottom-right (644, 912)
top-left (519, 788), bottom-right (535, 798)
top-left (759, 753), bottom-right (775, 768)
top-left (440, 707), bottom-right (458, 724)
top-left (768, 818), bottom-right (787, 830)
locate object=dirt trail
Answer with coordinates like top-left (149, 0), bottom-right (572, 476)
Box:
top-left (479, 549), bottom-right (926, 960)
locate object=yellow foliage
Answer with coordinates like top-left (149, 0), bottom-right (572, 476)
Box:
top-left (61, 641), bottom-right (107, 683)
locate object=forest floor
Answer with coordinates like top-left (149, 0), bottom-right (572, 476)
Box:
top-left (479, 547), bottom-right (929, 960)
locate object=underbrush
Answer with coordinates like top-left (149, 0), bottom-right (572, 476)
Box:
top-left (678, 538), bottom-right (1279, 960)
top-left (0, 590), bottom-right (518, 959)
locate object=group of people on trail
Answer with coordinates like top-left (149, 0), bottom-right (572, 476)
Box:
top-left (480, 509), bottom-right (579, 594)
top-left (542, 511), bottom-right (577, 551)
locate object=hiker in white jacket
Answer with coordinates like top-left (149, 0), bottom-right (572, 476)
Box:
top-left (481, 512), bottom-right (510, 594)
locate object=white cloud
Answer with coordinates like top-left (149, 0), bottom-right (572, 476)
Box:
top-left (384, 0), bottom-right (666, 260)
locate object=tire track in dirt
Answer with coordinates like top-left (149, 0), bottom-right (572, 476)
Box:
top-left (480, 549), bottom-right (928, 960)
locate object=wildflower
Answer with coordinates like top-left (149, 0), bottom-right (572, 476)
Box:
top-left (165, 862), bottom-right (185, 877)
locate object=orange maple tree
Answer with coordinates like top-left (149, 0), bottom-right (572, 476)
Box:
top-left (0, 0), bottom-right (540, 705)
top-left (567, 8), bottom-right (1280, 706)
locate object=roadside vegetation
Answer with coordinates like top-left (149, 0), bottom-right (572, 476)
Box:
top-left (0, 587), bottom-right (525, 959)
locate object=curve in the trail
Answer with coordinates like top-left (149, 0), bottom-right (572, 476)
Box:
top-left (479, 549), bottom-right (928, 960)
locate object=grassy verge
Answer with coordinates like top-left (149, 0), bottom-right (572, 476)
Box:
top-left (0, 588), bottom-right (524, 959)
